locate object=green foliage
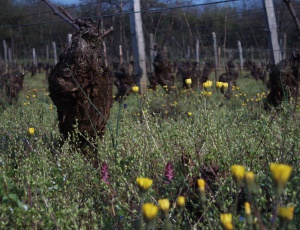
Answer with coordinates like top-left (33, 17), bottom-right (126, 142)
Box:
top-left (0, 73), bottom-right (299, 229)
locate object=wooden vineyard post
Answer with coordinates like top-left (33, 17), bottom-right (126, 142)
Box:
top-left (212, 32), bottom-right (218, 82)
top-left (68, 34), bottom-right (72, 46)
top-left (32, 48), bottom-right (37, 67)
top-left (237, 40), bottom-right (243, 71)
top-left (119, 45), bottom-right (123, 65)
top-left (103, 41), bottom-right (108, 67)
top-left (196, 39), bottom-right (199, 64)
top-left (282, 33), bottom-right (287, 60)
top-left (129, 0), bottom-right (147, 94)
top-left (218, 46), bottom-right (221, 70)
top-left (263, 0), bottom-right (281, 64)
top-left (52, 41), bottom-right (57, 65)
top-left (3, 40), bottom-right (7, 73)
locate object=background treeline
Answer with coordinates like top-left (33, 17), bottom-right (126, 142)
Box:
top-left (0, 0), bottom-right (299, 65)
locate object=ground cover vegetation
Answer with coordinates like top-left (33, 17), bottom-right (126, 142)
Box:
top-left (1, 0), bottom-right (300, 229)
top-left (0, 71), bottom-right (299, 229)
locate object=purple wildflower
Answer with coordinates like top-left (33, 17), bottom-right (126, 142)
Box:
top-left (165, 162), bottom-right (174, 183)
top-left (101, 162), bottom-right (110, 185)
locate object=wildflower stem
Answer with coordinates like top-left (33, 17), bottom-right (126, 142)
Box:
top-left (233, 182), bottom-right (242, 216)
top-left (270, 193), bottom-right (280, 230)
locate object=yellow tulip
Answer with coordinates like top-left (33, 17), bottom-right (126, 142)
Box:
top-left (245, 202), bottom-right (251, 215)
top-left (220, 213), bottom-right (233, 230)
top-left (158, 199), bottom-right (170, 212)
top-left (185, 78), bottom-right (192, 85)
top-left (176, 196), bottom-right (186, 208)
top-left (136, 177), bottom-right (153, 192)
top-left (230, 165), bottom-right (245, 183)
top-left (216, 81), bottom-right (223, 89)
top-left (142, 203), bottom-right (159, 221)
top-left (197, 179), bottom-right (205, 192)
top-left (28, 128), bottom-right (35, 136)
top-left (269, 163), bottom-right (292, 187)
top-left (278, 206), bottom-right (294, 221)
top-left (132, 85), bottom-right (139, 93)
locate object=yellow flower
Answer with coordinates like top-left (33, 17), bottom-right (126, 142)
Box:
top-left (278, 206), bottom-right (294, 221)
top-left (203, 91), bottom-right (212, 96)
top-left (163, 85), bottom-right (168, 89)
top-left (245, 202), bottom-right (251, 215)
top-left (216, 81), bottom-right (223, 89)
top-left (28, 128), bottom-right (35, 136)
top-left (32, 95), bottom-right (36, 98)
top-left (136, 177), bottom-right (153, 191)
top-left (185, 78), bottom-right (192, 85)
top-left (230, 165), bottom-right (245, 183)
top-left (220, 213), bottom-right (233, 230)
top-left (203, 81), bottom-right (212, 89)
top-left (176, 196), bottom-right (186, 208)
top-left (197, 179), bottom-right (205, 192)
top-left (245, 171), bottom-right (255, 184)
top-left (222, 82), bottom-right (229, 89)
top-left (132, 85), bottom-right (139, 93)
top-left (50, 104), bottom-right (53, 110)
top-left (187, 112), bottom-right (192, 117)
top-left (158, 199), bottom-right (170, 212)
top-left (142, 203), bottom-right (159, 221)
top-left (269, 163), bottom-right (292, 187)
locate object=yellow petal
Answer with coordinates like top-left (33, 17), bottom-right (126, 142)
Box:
top-left (142, 203), bottom-right (159, 221)
top-left (269, 163), bottom-right (292, 187)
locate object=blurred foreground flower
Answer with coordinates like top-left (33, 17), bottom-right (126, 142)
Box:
top-left (269, 163), bottom-right (292, 189)
top-left (197, 179), bottom-right (205, 192)
top-left (278, 206), bottom-right (294, 221)
top-left (158, 199), bottom-right (170, 212)
top-left (230, 165), bottom-right (245, 183)
top-left (28, 128), bottom-right (35, 136)
top-left (136, 177), bottom-right (153, 192)
top-left (220, 213), bottom-right (234, 230)
top-left (132, 85), bottom-right (139, 93)
top-left (245, 202), bottom-right (251, 215)
top-left (245, 171), bottom-right (256, 194)
top-left (197, 179), bottom-right (206, 205)
top-left (142, 203), bottom-right (159, 222)
top-left (158, 198), bottom-right (172, 229)
top-left (176, 196), bottom-right (186, 209)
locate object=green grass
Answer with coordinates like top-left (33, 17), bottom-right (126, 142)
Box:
top-left (0, 73), bottom-right (299, 229)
